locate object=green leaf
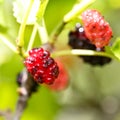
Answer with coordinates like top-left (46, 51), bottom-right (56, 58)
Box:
top-left (13, 0), bottom-right (40, 25)
top-left (111, 37), bottom-right (120, 60)
top-left (0, 25), bottom-right (7, 33)
top-left (0, 0), bottom-right (19, 41)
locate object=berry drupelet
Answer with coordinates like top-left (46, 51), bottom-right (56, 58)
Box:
top-left (68, 24), bottom-right (111, 66)
top-left (81, 9), bottom-right (113, 48)
top-left (24, 48), bottom-right (59, 85)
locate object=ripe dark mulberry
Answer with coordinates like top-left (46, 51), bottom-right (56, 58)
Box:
top-left (24, 48), bottom-right (59, 85)
top-left (81, 9), bottom-right (113, 48)
top-left (68, 24), bottom-right (111, 66)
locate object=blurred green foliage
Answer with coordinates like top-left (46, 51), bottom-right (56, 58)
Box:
top-left (1, 0), bottom-right (120, 120)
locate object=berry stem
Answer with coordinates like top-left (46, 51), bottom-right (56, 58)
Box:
top-left (17, 0), bottom-right (34, 48)
top-left (52, 49), bottom-right (115, 59)
top-left (50, 0), bottom-right (96, 45)
top-left (50, 21), bottom-right (66, 44)
top-left (37, 18), bottom-right (49, 44)
top-left (0, 34), bottom-right (18, 54)
top-left (64, 0), bottom-right (96, 23)
top-left (36, 0), bottom-right (49, 44)
top-left (27, 24), bottom-right (38, 53)
top-left (36, 0), bottom-right (49, 23)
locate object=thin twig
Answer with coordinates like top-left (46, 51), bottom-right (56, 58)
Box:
top-left (13, 69), bottom-right (38, 120)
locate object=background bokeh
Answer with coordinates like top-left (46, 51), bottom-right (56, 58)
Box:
top-left (1, 0), bottom-right (120, 120)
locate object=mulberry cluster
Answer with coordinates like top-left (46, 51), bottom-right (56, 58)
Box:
top-left (68, 24), bottom-right (111, 66)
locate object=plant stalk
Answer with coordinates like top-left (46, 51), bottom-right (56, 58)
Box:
top-left (17, 0), bottom-right (34, 47)
top-left (52, 49), bottom-right (115, 59)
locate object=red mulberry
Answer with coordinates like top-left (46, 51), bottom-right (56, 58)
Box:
top-left (81, 9), bottom-right (113, 48)
top-left (24, 48), bottom-right (59, 85)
